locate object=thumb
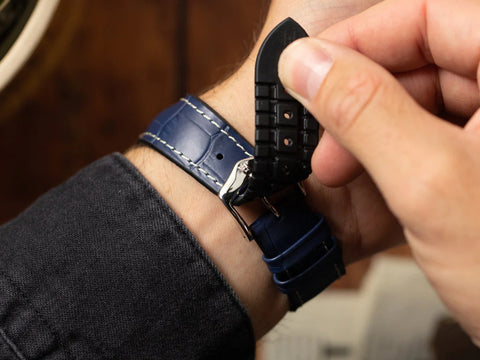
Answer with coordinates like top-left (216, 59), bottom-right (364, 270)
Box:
top-left (464, 67), bottom-right (480, 133)
top-left (278, 37), bottom-right (451, 200)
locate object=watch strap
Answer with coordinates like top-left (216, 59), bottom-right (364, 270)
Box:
top-left (140, 96), bottom-right (253, 194)
top-left (251, 190), bottom-right (345, 309)
top-left (140, 96), bottom-right (345, 310)
top-left (233, 18), bottom-right (319, 205)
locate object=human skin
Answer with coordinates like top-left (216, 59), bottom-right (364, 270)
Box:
top-left (126, 0), bottom-right (403, 340)
top-left (278, 0), bottom-right (480, 345)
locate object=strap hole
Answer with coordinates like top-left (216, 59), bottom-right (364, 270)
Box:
top-left (283, 137), bottom-right (293, 147)
top-left (216, 153), bottom-right (224, 160)
top-left (283, 111), bottom-right (293, 120)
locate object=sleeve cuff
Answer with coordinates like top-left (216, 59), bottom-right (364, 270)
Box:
top-left (0, 153), bottom-right (255, 359)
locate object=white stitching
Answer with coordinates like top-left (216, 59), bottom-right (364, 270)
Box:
top-left (141, 132), bottom-right (221, 186)
top-left (180, 97), bottom-right (253, 157)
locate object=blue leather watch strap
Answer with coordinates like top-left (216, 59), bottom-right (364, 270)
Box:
top-left (250, 190), bottom-right (345, 309)
top-left (140, 95), bottom-right (345, 311)
top-left (140, 95), bottom-right (253, 194)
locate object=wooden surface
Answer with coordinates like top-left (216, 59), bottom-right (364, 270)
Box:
top-left (0, 0), bottom-right (268, 222)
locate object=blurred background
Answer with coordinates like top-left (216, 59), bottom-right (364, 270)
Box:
top-left (0, 1), bottom-right (478, 358)
top-left (0, 0), bottom-right (269, 223)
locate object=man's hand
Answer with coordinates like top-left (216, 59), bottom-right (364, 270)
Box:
top-left (279, 0), bottom-right (480, 345)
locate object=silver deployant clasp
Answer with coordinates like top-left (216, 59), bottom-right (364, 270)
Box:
top-left (218, 157), bottom-right (255, 241)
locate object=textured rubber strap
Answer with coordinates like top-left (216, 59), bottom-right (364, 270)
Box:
top-left (233, 18), bottom-right (319, 205)
top-left (140, 95), bottom-right (344, 310)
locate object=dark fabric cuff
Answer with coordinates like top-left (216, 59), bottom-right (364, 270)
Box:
top-left (0, 153), bottom-right (254, 359)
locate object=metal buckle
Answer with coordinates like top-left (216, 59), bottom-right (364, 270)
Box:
top-left (219, 157), bottom-right (255, 240)
top-left (219, 157), bottom-right (281, 241)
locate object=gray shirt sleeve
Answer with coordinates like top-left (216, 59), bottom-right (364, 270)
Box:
top-left (0, 153), bottom-right (255, 360)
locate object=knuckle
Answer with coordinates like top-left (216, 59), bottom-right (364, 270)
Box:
top-left (395, 150), bottom-right (461, 224)
top-left (322, 69), bottom-right (383, 132)
top-left (419, 151), bottom-right (459, 196)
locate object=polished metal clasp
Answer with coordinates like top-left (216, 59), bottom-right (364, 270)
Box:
top-left (219, 157), bottom-right (255, 240)
top-left (219, 156), bottom-right (290, 241)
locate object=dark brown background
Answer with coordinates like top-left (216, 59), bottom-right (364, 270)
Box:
top-left (0, 0), bottom-right (269, 221)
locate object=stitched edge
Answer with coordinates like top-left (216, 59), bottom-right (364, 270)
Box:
top-left (0, 268), bottom-right (79, 360)
top-left (112, 154), bottom-right (256, 356)
top-left (0, 328), bottom-right (26, 360)
top-left (140, 132), bottom-right (221, 186)
top-left (180, 97), bottom-right (253, 157)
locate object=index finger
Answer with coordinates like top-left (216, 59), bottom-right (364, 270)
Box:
top-left (319, 0), bottom-right (480, 78)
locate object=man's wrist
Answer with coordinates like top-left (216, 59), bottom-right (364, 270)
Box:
top-left (125, 145), bottom-right (289, 340)
top-left (199, 0), bottom-right (382, 143)
top-left (125, 0), bottom-right (382, 339)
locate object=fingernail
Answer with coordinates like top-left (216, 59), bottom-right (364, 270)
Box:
top-left (278, 38), bottom-right (333, 101)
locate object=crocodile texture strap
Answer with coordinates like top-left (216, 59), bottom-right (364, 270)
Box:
top-left (140, 96), bottom-right (253, 194)
top-left (250, 191), bottom-right (345, 309)
top-left (139, 95), bottom-right (345, 310)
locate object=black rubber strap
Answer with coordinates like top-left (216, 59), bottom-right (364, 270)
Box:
top-left (233, 18), bottom-right (319, 206)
